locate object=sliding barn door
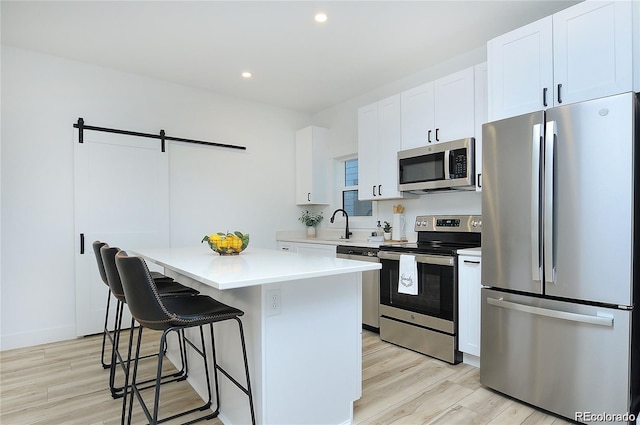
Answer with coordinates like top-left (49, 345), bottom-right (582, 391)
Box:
top-left (74, 130), bottom-right (170, 336)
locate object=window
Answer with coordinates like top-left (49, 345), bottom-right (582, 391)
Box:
top-left (342, 158), bottom-right (372, 217)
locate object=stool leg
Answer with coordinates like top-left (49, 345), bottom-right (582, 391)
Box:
top-left (101, 290), bottom-right (112, 369)
top-left (121, 319), bottom-right (137, 425)
top-left (109, 299), bottom-right (125, 398)
top-left (126, 325), bottom-right (145, 425)
top-left (235, 317), bottom-right (256, 425)
top-left (208, 323), bottom-right (221, 415)
top-left (209, 319), bottom-right (256, 425)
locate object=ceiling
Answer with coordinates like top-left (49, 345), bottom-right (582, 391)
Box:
top-left (1, 1), bottom-right (579, 114)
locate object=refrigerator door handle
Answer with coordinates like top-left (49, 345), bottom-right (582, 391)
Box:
top-left (486, 297), bottom-right (614, 327)
top-left (531, 124), bottom-right (542, 283)
top-left (544, 120), bottom-right (556, 285)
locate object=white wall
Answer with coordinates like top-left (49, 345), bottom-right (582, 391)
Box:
top-left (0, 46), bottom-right (309, 350)
top-left (311, 46), bottom-right (486, 239)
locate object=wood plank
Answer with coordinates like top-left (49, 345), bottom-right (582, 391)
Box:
top-left (0, 329), bottom-right (570, 425)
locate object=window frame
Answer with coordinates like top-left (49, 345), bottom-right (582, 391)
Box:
top-left (331, 155), bottom-right (376, 230)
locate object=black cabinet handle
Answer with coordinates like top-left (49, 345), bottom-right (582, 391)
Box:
top-left (80, 233), bottom-right (85, 254)
top-left (378, 185), bottom-right (382, 197)
top-left (463, 260), bottom-right (480, 265)
top-left (477, 173), bottom-right (482, 188)
top-left (557, 84), bottom-right (563, 104)
top-left (435, 128), bottom-right (440, 142)
top-left (543, 87), bottom-right (548, 107)
top-left (372, 185), bottom-right (376, 197)
top-left (307, 192), bottom-right (311, 202)
top-left (427, 130), bottom-right (432, 143)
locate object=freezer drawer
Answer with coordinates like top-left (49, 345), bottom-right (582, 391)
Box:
top-left (480, 288), bottom-right (632, 422)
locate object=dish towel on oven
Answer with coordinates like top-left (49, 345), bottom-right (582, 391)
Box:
top-left (398, 254), bottom-right (418, 295)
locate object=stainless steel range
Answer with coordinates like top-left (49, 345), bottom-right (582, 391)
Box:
top-left (377, 215), bottom-right (481, 364)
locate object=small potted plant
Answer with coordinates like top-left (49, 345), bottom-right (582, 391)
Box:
top-left (299, 210), bottom-right (323, 238)
top-left (383, 221), bottom-right (392, 240)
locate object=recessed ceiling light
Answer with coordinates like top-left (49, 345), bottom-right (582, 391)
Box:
top-left (314, 13), bottom-right (327, 23)
top-left (241, 71), bottom-right (252, 78)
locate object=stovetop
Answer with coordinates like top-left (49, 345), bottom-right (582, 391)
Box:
top-left (379, 214), bottom-right (481, 255)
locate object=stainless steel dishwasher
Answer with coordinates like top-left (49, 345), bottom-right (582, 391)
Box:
top-left (336, 245), bottom-right (380, 332)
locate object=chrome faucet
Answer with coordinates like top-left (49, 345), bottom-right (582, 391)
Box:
top-left (330, 209), bottom-right (352, 240)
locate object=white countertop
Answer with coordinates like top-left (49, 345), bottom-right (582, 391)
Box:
top-left (457, 247), bottom-right (481, 256)
top-left (130, 246), bottom-right (381, 290)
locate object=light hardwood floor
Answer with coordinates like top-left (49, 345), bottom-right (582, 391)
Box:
top-left (1, 329), bottom-right (571, 424)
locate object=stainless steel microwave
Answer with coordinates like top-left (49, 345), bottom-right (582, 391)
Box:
top-left (398, 138), bottom-right (475, 192)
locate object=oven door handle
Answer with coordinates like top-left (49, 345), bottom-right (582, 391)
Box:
top-left (377, 251), bottom-right (454, 266)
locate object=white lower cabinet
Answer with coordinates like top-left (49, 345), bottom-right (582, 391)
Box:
top-left (458, 253), bottom-right (481, 365)
top-left (277, 241), bottom-right (297, 253)
top-left (277, 241), bottom-right (336, 258)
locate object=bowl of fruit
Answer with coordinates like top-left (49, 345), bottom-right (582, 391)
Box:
top-left (202, 231), bottom-right (250, 255)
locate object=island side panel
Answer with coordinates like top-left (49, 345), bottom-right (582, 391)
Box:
top-left (262, 273), bottom-right (362, 425)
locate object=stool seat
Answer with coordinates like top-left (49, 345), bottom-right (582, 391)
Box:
top-left (155, 280), bottom-right (200, 297)
top-left (150, 271), bottom-right (173, 282)
top-left (143, 296), bottom-right (244, 329)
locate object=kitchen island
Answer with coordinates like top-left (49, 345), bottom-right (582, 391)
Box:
top-left (130, 246), bottom-right (381, 425)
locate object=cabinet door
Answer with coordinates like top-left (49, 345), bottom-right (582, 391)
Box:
top-left (553, 1), bottom-right (633, 106)
top-left (296, 243), bottom-right (336, 258)
top-left (474, 62), bottom-right (488, 192)
top-left (277, 241), bottom-right (297, 253)
top-left (295, 128), bottom-right (313, 204)
top-left (376, 94), bottom-right (402, 200)
top-left (295, 126), bottom-right (328, 205)
top-left (358, 103), bottom-right (380, 201)
top-left (434, 67), bottom-right (475, 143)
top-left (458, 255), bottom-right (481, 357)
top-left (488, 16), bottom-right (553, 121)
top-left (400, 82), bottom-right (435, 150)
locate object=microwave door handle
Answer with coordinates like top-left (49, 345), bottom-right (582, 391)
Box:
top-left (444, 150), bottom-right (451, 180)
top-left (531, 124), bottom-right (542, 284)
top-left (544, 120), bottom-right (556, 285)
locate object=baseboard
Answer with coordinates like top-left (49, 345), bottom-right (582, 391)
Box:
top-left (0, 324), bottom-right (76, 351)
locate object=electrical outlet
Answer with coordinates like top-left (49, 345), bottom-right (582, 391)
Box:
top-left (267, 288), bottom-right (281, 316)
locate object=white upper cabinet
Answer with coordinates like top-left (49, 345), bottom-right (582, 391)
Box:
top-left (552, 1), bottom-right (633, 106)
top-left (295, 126), bottom-right (329, 205)
top-left (474, 62), bottom-right (488, 192)
top-left (358, 95), bottom-right (406, 201)
top-left (401, 67), bottom-right (475, 150)
top-left (400, 82), bottom-right (435, 149)
top-left (488, 17), bottom-right (553, 121)
top-left (433, 67), bottom-right (475, 144)
top-left (488, 1), bottom-right (633, 121)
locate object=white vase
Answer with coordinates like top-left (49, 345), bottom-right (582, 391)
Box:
top-left (306, 226), bottom-right (316, 238)
top-left (384, 232), bottom-right (392, 240)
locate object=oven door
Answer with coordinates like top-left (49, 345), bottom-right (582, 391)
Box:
top-left (378, 251), bottom-right (456, 334)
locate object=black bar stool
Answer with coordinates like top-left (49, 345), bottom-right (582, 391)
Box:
top-left (92, 241), bottom-right (186, 369)
top-left (100, 245), bottom-right (199, 399)
top-left (115, 250), bottom-right (255, 425)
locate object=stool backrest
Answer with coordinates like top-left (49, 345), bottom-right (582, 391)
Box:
top-left (92, 241), bottom-right (109, 286)
top-left (101, 245), bottom-right (126, 300)
top-left (115, 251), bottom-right (175, 329)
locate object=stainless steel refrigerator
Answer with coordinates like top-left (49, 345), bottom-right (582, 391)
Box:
top-left (481, 92), bottom-right (639, 422)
